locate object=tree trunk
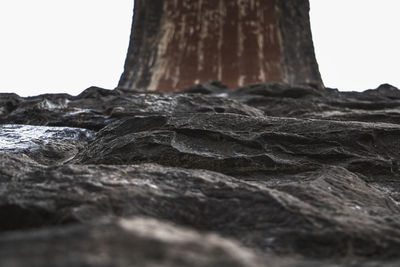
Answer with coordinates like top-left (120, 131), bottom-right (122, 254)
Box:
top-left (119, 0), bottom-right (323, 92)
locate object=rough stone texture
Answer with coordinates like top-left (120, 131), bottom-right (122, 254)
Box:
top-left (72, 113), bottom-right (400, 196)
top-left (0, 86), bottom-right (262, 131)
top-left (1, 82), bottom-right (400, 266)
top-left (0, 124), bottom-right (93, 165)
top-left (226, 82), bottom-right (400, 125)
top-left (0, 217), bottom-right (264, 267)
top-left (1, 152), bottom-right (400, 259)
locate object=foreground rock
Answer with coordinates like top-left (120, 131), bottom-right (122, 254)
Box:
top-left (0, 217), bottom-right (263, 267)
top-left (1, 82), bottom-right (400, 266)
top-left (2, 153), bottom-right (400, 259)
top-left (2, 214), bottom-right (399, 267)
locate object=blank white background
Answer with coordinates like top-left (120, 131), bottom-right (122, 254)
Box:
top-left (310, 0), bottom-right (400, 92)
top-left (0, 0), bottom-right (133, 96)
top-left (0, 0), bottom-right (399, 96)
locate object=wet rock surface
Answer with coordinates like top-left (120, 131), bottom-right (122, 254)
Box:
top-left (1, 82), bottom-right (400, 266)
top-left (0, 124), bottom-right (94, 165)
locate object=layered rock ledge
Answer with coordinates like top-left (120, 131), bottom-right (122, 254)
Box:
top-left (1, 82), bottom-right (400, 266)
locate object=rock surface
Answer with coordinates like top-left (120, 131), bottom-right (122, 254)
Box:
top-left (0, 217), bottom-right (264, 267)
top-left (1, 82), bottom-right (400, 266)
top-left (0, 87), bottom-right (262, 131)
top-left (0, 124), bottom-right (93, 165)
top-left (225, 83), bottom-right (400, 124)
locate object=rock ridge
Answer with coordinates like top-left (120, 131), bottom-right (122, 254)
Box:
top-left (1, 82), bottom-right (400, 266)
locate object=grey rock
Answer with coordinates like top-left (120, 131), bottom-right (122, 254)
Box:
top-left (0, 124), bottom-right (94, 165)
top-left (226, 83), bottom-right (400, 124)
top-left (2, 82), bottom-right (400, 266)
top-left (0, 217), bottom-right (264, 267)
top-left (72, 113), bottom-right (400, 200)
top-left (0, 87), bottom-right (262, 131)
top-left (2, 153), bottom-right (400, 258)
top-left (0, 93), bottom-right (21, 116)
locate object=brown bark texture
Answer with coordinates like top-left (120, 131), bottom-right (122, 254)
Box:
top-left (119, 0), bottom-right (323, 92)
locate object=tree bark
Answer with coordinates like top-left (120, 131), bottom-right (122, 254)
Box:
top-left (119, 0), bottom-right (323, 92)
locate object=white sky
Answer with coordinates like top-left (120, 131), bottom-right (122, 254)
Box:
top-left (0, 0), bottom-right (399, 96)
top-left (310, 0), bottom-right (400, 92)
top-left (0, 0), bottom-right (133, 96)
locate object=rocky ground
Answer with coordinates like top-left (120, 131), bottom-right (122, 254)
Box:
top-left (0, 82), bottom-right (399, 266)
